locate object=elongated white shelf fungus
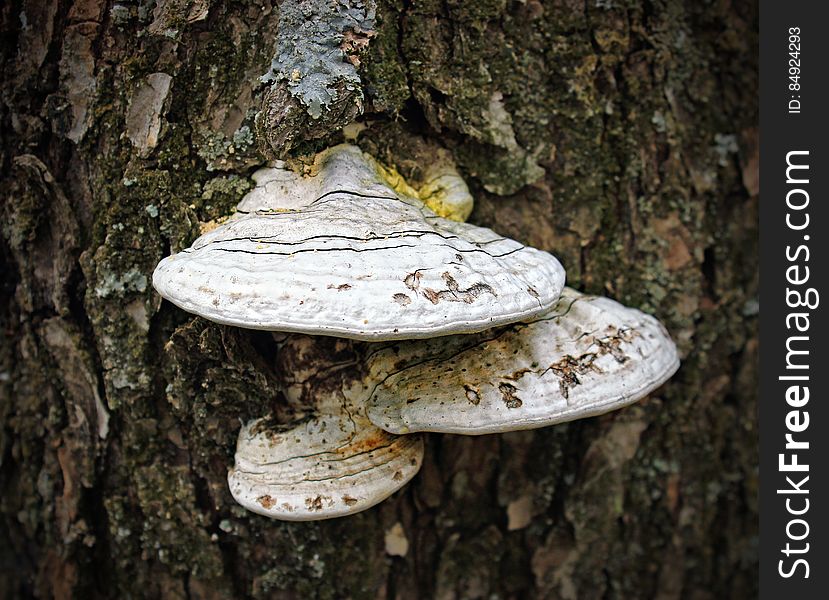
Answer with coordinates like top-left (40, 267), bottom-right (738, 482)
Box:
top-left (152, 144), bottom-right (565, 340)
top-left (228, 335), bottom-right (424, 520)
top-left (366, 288), bottom-right (680, 435)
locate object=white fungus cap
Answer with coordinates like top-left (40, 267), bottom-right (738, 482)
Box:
top-left (228, 416), bottom-right (423, 521)
top-left (228, 335), bottom-right (424, 521)
top-left (152, 144), bottom-right (566, 340)
top-left (366, 288), bottom-right (680, 435)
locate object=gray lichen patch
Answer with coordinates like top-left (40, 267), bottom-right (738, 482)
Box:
top-left (256, 1), bottom-right (376, 157)
top-left (195, 125), bottom-right (258, 172)
top-left (262, 0), bottom-right (375, 118)
top-left (474, 91), bottom-right (545, 194)
top-left (94, 269), bottom-right (148, 298)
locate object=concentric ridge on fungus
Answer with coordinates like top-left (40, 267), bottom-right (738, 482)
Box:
top-left (152, 144), bottom-right (566, 340)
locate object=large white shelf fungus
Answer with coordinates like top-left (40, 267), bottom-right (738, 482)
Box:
top-left (152, 144), bottom-right (565, 340)
top-left (228, 335), bottom-right (424, 520)
top-left (365, 288), bottom-right (680, 435)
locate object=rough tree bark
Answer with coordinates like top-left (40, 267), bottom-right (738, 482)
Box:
top-left (0, 1), bottom-right (758, 598)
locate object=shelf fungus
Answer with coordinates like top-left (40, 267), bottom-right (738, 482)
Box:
top-left (153, 144), bottom-right (565, 340)
top-left (152, 144), bottom-right (680, 520)
top-left (365, 288), bottom-right (680, 435)
top-left (228, 336), bottom-right (424, 520)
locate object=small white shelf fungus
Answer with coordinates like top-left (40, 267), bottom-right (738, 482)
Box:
top-left (228, 335), bottom-right (424, 520)
top-left (228, 416), bottom-right (423, 520)
top-left (153, 144), bottom-right (565, 340)
top-left (417, 165), bottom-right (475, 222)
top-left (374, 160), bottom-right (475, 223)
top-left (365, 288), bottom-right (680, 435)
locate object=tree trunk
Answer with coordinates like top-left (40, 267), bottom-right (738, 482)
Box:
top-left (0, 1), bottom-right (758, 598)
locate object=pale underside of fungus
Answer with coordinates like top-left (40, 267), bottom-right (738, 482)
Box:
top-left (152, 144), bottom-right (566, 340)
top-left (365, 288), bottom-right (680, 435)
top-left (228, 335), bottom-right (424, 520)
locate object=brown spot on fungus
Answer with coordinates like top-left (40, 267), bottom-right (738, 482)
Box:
top-left (404, 271), bottom-right (423, 291)
top-left (306, 496), bottom-right (324, 511)
top-left (421, 273), bottom-right (496, 305)
top-left (257, 495), bottom-right (276, 509)
top-left (498, 382), bottom-right (522, 408)
top-left (464, 385), bottom-right (481, 405)
top-left (393, 293), bottom-right (412, 306)
top-left (549, 329), bottom-right (637, 398)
